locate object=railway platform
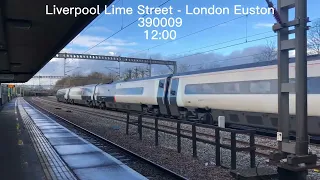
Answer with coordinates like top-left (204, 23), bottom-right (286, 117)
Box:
top-left (0, 98), bottom-right (146, 180)
top-left (0, 98), bottom-right (45, 180)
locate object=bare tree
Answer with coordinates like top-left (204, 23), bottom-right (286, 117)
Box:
top-left (107, 72), bottom-right (119, 81)
top-left (121, 68), bottom-right (133, 81)
top-left (54, 72), bottom-right (114, 88)
top-left (308, 19), bottom-right (320, 55)
top-left (254, 40), bottom-right (277, 62)
top-left (120, 66), bottom-right (150, 81)
top-left (136, 66), bottom-right (150, 78)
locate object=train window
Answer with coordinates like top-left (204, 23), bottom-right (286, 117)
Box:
top-left (224, 82), bottom-right (240, 93)
top-left (88, 88), bottom-right (93, 94)
top-left (202, 84), bottom-right (216, 94)
top-left (159, 82), bottom-right (164, 88)
top-left (58, 90), bottom-right (65, 95)
top-left (185, 84), bottom-right (199, 94)
top-left (116, 87), bottom-right (144, 95)
top-left (249, 81), bottom-right (271, 93)
top-left (308, 77), bottom-right (320, 94)
top-left (287, 77), bottom-right (320, 94)
top-left (185, 83), bottom-right (216, 94)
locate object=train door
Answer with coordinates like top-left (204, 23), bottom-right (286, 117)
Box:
top-left (64, 88), bottom-right (70, 103)
top-left (157, 76), bottom-right (172, 115)
top-left (168, 78), bottom-right (180, 117)
top-left (93, 85), bottom-right (99, 107)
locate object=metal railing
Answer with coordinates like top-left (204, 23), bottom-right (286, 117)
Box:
top-left (124, 112), bottom-right (256, 170)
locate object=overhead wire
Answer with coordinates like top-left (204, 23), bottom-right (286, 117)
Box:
top-left (68, 0), bottom-right (122, 45)
top-left (245, 15), bottom-right (248, 42)
top-left (185, 52), bottom-right (265, 68)
top-left (169, 22), bottom-right (320, 64)
top-left (173, 30), bottom-right (274, 56)
top-left (151, 52), bottom-right (264, 75)
top-left (130, 17), bottom-right (320, 60)
top-left (77, 9), bottom-right (319, 73)
top-left (174, 24), bottom-right (320, 70)
top-left (83, 0), bottom-right (171, 53)
top-left (168, 35), bottom-right (277, 61)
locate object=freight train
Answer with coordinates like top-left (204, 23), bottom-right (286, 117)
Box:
top-left (56, 55), bottom-right (320, 137)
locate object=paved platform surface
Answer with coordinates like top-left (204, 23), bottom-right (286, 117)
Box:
top-left (0, 99), bottom-right (45, 180)
top-left (18, 98), bottom-right (146, 180)
top-left (19, 99), bottom-right (77, 180)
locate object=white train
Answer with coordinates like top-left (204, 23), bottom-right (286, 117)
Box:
top-left (56, 55), bottom-right (320, 136)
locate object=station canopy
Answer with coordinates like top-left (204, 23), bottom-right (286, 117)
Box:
top-left (0, 0), bottom-right (113, 83)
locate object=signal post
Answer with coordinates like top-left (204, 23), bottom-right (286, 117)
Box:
top-left (269, 0), bottom-right (319, 179)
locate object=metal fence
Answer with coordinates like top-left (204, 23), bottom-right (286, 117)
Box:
top-left (124, 112), bottom-right (256, 170)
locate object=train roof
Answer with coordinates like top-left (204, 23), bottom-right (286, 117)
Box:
top-left (172, 54), bottom-right (320, 77)
top-left (83, 84), bottom-right (99, 87)
top-left (112, 74), bottom-right (172, 83)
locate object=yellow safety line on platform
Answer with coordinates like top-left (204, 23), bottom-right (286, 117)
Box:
top-left (14, 99), bottom-right (17, 114)
top-left (18, 140), bottom-right (23, 145)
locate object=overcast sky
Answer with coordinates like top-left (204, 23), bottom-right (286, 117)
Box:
top-left (25, 0), bottom-right (319, 85)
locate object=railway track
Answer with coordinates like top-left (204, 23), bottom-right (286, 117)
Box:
top-left (26, 98), bottom-right (187, 180)
top-left (32, 97), bottom-right (282, 158)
